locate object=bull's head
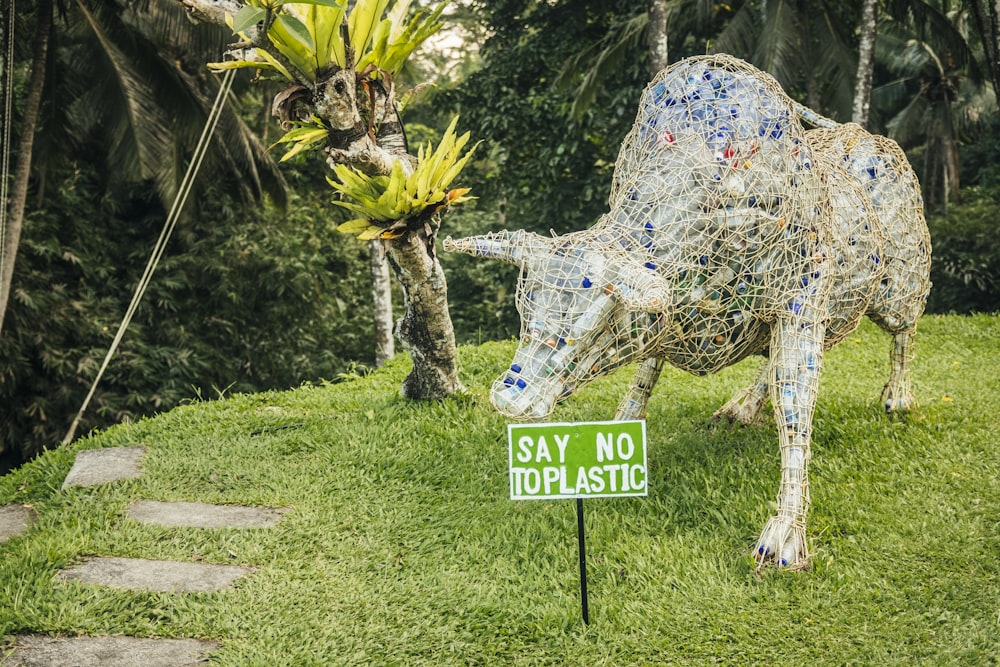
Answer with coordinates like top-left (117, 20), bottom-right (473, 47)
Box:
top-left (445, 230), bottom-right (671, 419)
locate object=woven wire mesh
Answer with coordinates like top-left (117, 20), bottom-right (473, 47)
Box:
top-left (452, 55), bottom-right (930, 424)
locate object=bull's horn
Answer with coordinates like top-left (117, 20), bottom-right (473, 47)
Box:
top-left (443, 230), bottom-right (549, 266)
top-left (610, 262), bottom-right (672, 312)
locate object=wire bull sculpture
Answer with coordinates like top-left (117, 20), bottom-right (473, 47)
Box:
top-left (445, 54), bottom-right (931, 569)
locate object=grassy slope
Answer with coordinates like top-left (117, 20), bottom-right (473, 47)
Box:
top-left (1, 315), bottom-right (998, 666)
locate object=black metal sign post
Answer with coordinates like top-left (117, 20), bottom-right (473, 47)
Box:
top-left (576, 497), bottom-right (590, 625)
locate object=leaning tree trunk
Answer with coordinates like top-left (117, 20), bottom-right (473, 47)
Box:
top-left (0, 0), bottom-right (52, 339)
top-left (852, 0), bottom-right (878, 128)
top-left (365, 101), bottom-right (460, 397)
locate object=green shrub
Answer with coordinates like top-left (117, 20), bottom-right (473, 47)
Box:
top-left (1, 163), bottom-right (375, 465)
top-left (925, 185), bottom-right (1000, 314)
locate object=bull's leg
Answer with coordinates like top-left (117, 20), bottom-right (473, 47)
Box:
top-left (756, 311), bottom-right (825, 570)
top-left (615, 357), bottom-right (665, 420)
top-left (881, 329), bottom-right (916, 413)
top-left (713, 357), bottom-right (770, 425)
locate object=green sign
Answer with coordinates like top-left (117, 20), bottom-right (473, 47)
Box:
top-left (508, 420), bottom-right (648, 500)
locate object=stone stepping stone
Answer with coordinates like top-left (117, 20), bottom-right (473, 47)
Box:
top-left (126, 500), bottom-right (286, 529)
top-left (56, 557), bottom-right (252, 593)
top-left (0, 505), bottom-right (36, 544)
top-left (62, 447), bottom-right (145, 489)
top-left (2, 635), bottom-right (219, 666)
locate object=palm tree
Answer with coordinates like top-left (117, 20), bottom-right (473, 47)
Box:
top-left (556, 0), bottom-right (861, 122)
top-left (874, 0), bottom-right (988, 212)
top-left (2, 0), bottom-right (286, 339)
top-left (554, 0), bottom-right (724, 119)
top-left (48, 0), bottom-right (286, 209)
top-left (968, 0), bottom-right (1000, 100)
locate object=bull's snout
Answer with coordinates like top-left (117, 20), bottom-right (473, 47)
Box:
top-left (490, 373), bottom-right (561, 420)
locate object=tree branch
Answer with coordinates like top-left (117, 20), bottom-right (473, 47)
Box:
top-left (179, 0), bottom-right (246, 31)
top-left (326, 134), bottom-right (413, 178)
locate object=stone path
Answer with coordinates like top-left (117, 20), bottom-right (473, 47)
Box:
top-left (1, 446), bottom-right (288, 665)
top-left (126, 500), bottom-right (285, 529)
top-left (0, 505), bottom-right (35, 544)
top-left (61, 446), bottom-right (145, 489)
top-left (2, 636), bottom-right (219, 667)
top-left (57, 556), bottom-right (254, 593)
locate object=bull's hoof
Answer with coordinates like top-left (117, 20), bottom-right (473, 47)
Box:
top-left (754, 516), bottom-right (809, 571)
top-left (712, 400), bottom-right (766, 427)
top-left (881, 385), bottom-right (914, 414)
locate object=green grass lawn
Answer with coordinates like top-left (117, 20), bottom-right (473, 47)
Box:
top-left (2, 315), bottom-right (999, 665)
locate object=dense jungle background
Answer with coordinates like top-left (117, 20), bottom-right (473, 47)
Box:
top-left (2, 0), bottom-right (999, 468)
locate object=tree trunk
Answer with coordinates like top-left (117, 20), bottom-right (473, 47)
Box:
top-left (1, 0), bottom-right (52, 339)
top-left (368, 239), bottom-right (394, 367)
top-left (852, 0), bottom-right (878, 127)
top-left (647, 0), bottom-right (669, 76)
top-left (384, 225), bottom-right (462, 399)
top-left (993, 1), bottom-right (1000, 97)
top-left (798, 0), bottom-right (822, 111)
top-left (970, 0), bottom-right (1000, 103)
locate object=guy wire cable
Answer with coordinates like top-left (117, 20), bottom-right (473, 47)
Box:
top-left (62, 67), bottom-right (236, 445)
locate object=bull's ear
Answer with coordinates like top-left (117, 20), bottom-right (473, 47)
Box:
top-left (609, 263), bottom-right (672, 312)
top-left (442, 230), bottom-right (550, 267)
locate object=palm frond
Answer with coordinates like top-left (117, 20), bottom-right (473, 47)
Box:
top-left (554, 11), bottom-right (648, 120)
top-left (74, 0), bottom-right (178, 203)
top-left (711, 3), bottom-right (759, 60)
top-left (810, 1), bottom-right (858, 118)
top-left (884, 0), bottom-right (981, 79)
top-left (752, 0), bottom-right (800, 89)
top-left (885, 93), bottom-right (929, 146)
top-left (871, 76), bottom-right (917, 111)
top-left (952, 78), bottom-right (997, 137)
top-left (122, 0), bottom-right (231, 61)
top-left (69, 0), bottom-right (287, 208)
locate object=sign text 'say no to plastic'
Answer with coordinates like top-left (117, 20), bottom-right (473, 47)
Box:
top-left (507, 420), bottom-right (648, 500)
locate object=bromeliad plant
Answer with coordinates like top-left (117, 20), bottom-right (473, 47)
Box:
top-left (331, 117), bottom-right (477, 240)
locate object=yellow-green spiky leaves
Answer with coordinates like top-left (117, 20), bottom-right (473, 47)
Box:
top-left (213, 0), bottom-right (448, 83)
top-left (356, 1), bottom-right (447, 77)
top-left (331, 116), bottom-right (478, 240)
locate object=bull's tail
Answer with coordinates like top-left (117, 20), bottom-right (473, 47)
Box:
top-left (792, 100), bottom-right (839, 129)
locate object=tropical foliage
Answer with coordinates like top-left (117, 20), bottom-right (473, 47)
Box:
top-left (50, 0), bottom-right (286, 209)
top-left (0, 158), bottom-right (374, 465)
top-left (925, 185), bottom-right (1000, 314)
top-left (0, 0), bottom-right (366, 466)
